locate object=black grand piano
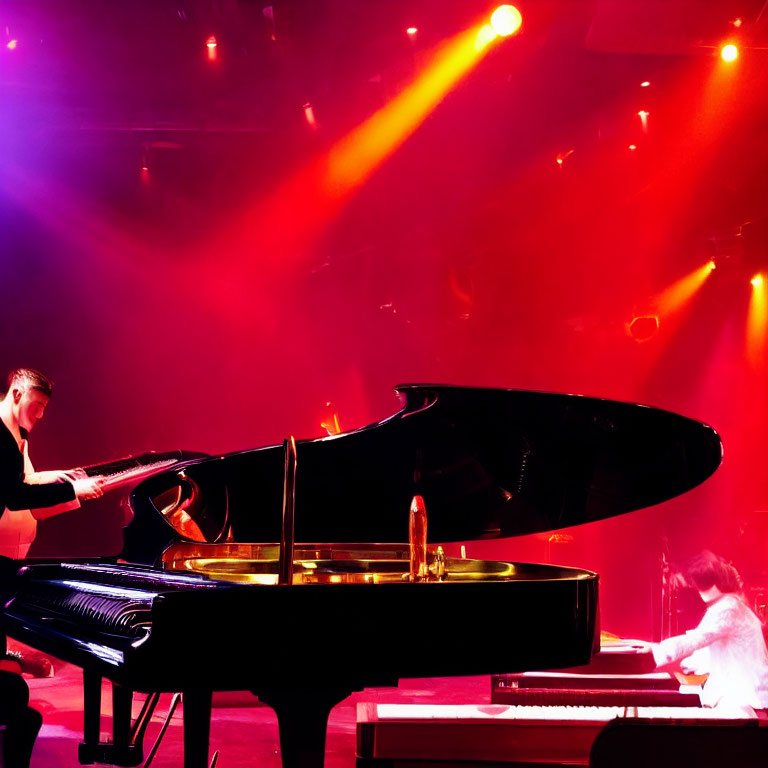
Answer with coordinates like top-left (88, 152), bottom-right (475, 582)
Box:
top-left (0, 385), bottom-right (721, 768)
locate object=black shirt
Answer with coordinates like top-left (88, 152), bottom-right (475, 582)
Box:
top-left (0, 420), bottom-right (75, 515)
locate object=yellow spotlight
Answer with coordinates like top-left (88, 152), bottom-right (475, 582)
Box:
top-left (747, 273), bottom-right (766, 365)
top-left (721, 43), bottom-right (738, 62)
top-left (490, 5), bottom-right (522, 37)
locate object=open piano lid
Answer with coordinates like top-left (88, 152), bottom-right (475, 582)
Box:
top-left (129, 385), bottom-right (722, 550)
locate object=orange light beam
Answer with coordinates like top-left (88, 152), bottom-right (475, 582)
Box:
top-left (234, 20), bottom-right (509, 263)
top-left (324, 25), bottom-right (494, 194)
top-left (747, 275), bottom-right (767, 367)
top-left (654, 261), bottom-right (714, 316)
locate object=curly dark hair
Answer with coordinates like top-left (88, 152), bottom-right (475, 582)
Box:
top-left (686, 551), bottom-right (743, 594)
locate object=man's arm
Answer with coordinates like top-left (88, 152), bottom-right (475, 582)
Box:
top-left (25, 471), bottom-right (81, 519)
top-left (2, 466), bottom-right (77, 511)
top-left (1, 435), bottom-right (103, 514)
top-left (0, 432), bottom-right (76, 512)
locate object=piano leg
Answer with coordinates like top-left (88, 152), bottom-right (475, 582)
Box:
top-left (78, 673), bottom-right (143, 766)
top-left (255, 687), bottom-right (352, 768)
top-left (81, 669), bottom-right (101, 755)
top-left (112, 683), bottom-right (133, 753)
top-left (182, 689), bottom-right (212, 768)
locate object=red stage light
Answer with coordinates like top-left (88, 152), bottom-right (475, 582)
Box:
top-left (490, 5), bottom-right (522, 37)
top-left (721, 44), bottom-right (738, 62)
top-left (752, 274), bottom-right (764, 287)
top-left (628, 315), bottom-right (659, 343)
top-left (628, 144), bottom-right (637, 151)
top-left (708, 260), bottom-right (717, 271)
top-left (206, 35), bottom-right (218, 61)
top-left (7, 39), bottom-right (18, 50)
top-left (406, 27), bottom-right (418, 37)
top-left (303, 103), bottom-right (318, 129)
top-left (640, 81), bottom-right (651, 87)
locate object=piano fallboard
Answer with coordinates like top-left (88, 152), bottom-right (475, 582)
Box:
top-left (491, 686), bottom-right (700, 707)
top-left (494, 670), bottom-right (680, 691)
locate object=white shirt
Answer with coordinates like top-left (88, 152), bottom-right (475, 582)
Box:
top-left (652, 593), bottom-right (768, 709)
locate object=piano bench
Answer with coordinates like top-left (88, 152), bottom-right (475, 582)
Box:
top-left (590, 718), bottom-right (768, 768)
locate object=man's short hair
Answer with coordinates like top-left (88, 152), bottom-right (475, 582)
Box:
top-left (686, 550), bottom-right (742, 594)
top-left (5, 368), bottom-right (55, 399)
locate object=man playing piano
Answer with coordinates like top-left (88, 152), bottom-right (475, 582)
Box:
top-left (652, 551), bottom-right (768, 712)
top-left (0, 368), bottom-right (104, 768)
top-left (1, 368), bottom-right (104, 668)
top-left (0, 367), bottom-right (104, 558)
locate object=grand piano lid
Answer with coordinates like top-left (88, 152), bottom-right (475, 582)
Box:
top-left (131, 385), bottom-right (722, 545)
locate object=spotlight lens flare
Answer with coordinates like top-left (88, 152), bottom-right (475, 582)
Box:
top-left (628, 315), bottom-right (660, 343)
top-left (303, 103), bottom-right (318, 129)
top-left (752, 274), bottom-right (764, 287)
top-left (721, 44), bottom-right (738, 62)
top-left (490, 5), bottom-right (522, 37)
top-left (7, 39), bottom-right (18, 50)
top-left (475, 24), bottom-right (497, 50)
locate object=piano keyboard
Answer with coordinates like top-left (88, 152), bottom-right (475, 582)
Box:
top-left (81, 455), bottom-right (181, 492)
top-left (8, 562), bottom-right (222, 643)
top-left (356, 703), bottom-right (759, 766)
top-left (95, 458), bottom-right (179, 491)
top-left (369, 703), bottom-right (757, 722)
